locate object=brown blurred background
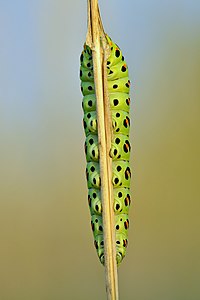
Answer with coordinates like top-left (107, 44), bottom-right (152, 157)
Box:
top-left (0, 0), bottom-right (200, 299)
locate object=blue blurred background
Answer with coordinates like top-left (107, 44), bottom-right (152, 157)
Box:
top-left (0, 0), bottom-right (200, 299)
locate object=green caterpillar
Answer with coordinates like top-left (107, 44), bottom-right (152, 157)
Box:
top-left (80, 35), bottom-right (131, 265)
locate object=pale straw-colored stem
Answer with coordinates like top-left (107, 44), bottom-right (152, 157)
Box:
top-left (86, 1), bottom-right (119, 299)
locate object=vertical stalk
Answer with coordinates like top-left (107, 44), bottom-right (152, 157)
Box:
top-left (86, 1), bottom-right (119, 299)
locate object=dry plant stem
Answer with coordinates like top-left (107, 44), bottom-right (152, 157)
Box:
top-left (86, 1), bottom-right (119, 299)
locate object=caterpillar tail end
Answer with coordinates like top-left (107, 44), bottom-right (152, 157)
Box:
top-left (98, 252), bottom-right (124, 266)
top-left (116, 252), bottom-right (123, 265)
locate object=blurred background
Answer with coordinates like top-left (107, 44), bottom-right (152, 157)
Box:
top-left (0, 0), bottom-right (200, 299)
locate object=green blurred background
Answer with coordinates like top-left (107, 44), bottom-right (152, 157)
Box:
top-left (0, 0), bottom-right (200, 299)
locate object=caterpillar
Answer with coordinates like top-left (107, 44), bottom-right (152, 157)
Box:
top-left (80, 35), bottom-right (131, 265)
